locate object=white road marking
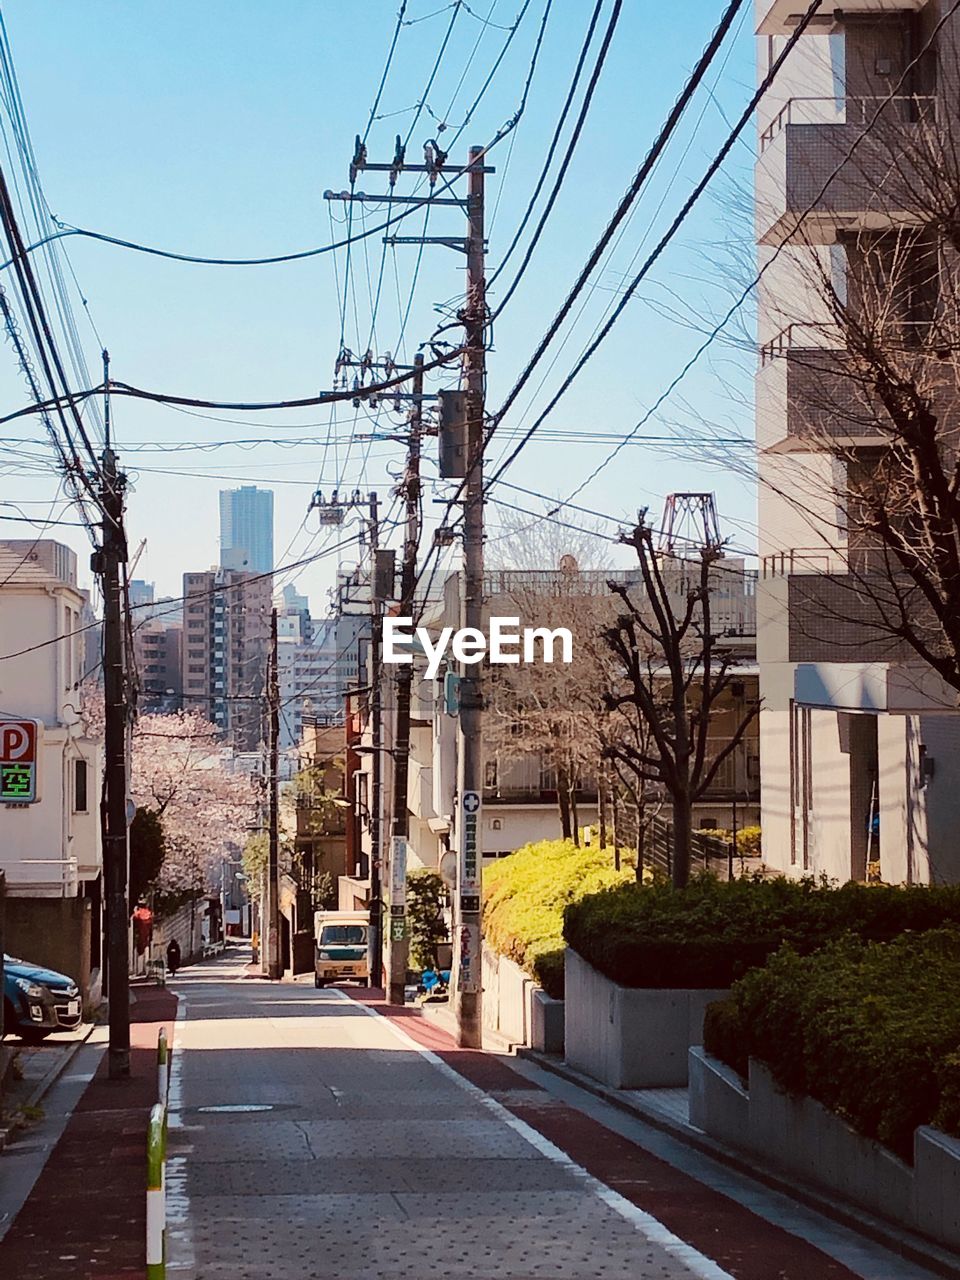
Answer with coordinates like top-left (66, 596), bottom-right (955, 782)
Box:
top-left (338, 991), bottom-right (735, 1280)
top-left (165, 991), bottom-right (195, 1274)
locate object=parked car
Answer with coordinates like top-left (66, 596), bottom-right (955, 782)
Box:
top-left (2, 954), bottom-right (82, 1042)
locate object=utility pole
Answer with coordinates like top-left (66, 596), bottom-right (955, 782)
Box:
top-left (367, 492), bottom-right (384, 989)
top-left (266, 607), bottom-right (281, 979)
top-left (98, 351), bottom-right (131, 1078)
top-left (453, 146), bottom-right (486, 1048)
top-left (386, 354), bottom-right (423, 1005)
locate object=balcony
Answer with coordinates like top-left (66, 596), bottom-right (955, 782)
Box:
top-left (758, 321), bottom-right (958, 452)
top-left (757, 0), bottom-right (925, 35)
top-left (756, 96), bottom-right (936, 246)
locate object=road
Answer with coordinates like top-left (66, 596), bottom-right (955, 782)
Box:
top-left (166, 951), bottom-right (944, 1280)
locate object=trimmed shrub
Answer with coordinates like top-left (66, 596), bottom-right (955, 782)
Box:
top-left (697, 826), bottom-right (761, 857)
top-left (563, 874), bottom-right (960, 990)
top-left (483, 839), bottom-right (634, 998)
top-left (703, 928), bottom-right (960, 1161)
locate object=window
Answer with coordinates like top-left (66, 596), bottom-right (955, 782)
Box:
top-left (74, 759), bottom-right (88, 813)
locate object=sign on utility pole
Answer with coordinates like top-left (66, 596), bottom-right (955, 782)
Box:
top-left (0, 719), bottom-right (40, 803)
top-left (453, 146), bottom-right (487, 1047)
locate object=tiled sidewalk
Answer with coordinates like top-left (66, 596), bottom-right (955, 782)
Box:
top-left (0, 984), bottom-right (176, 1279)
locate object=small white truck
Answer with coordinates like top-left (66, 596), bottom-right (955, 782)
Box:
top-left (313, 910), bottom-right (369, 988)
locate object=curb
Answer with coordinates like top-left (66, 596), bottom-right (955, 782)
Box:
top-left (519, 1049), bottom-right (960, 1280)
top-left (23, 1024), bottom-right (97, 1113)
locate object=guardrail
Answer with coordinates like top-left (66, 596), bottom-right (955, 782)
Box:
top-left (146, 1027), bottom-right (172, 1279)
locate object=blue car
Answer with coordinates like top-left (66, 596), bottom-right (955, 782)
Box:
top-left (3, 954), bottom-right (82, 1042)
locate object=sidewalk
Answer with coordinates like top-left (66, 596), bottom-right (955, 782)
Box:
top-left (347, 989), bottom-right (946, 1280)
top-left (0, 984), bottom-right (176, 1279)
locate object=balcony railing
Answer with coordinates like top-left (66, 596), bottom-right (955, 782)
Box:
top-left (760, 320), bottom-right (949, 368)
top-left (759, 95), bottom-right (936, 154)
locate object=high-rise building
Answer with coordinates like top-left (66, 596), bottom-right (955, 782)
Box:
top-left (219, 486), bottom-right (274, 576)
top-left (181, 566), bottom-right (271, 750)
top-left (754, 2), bottom-right (960, 884)
top-left (133, 619), bottom-right (183, 713)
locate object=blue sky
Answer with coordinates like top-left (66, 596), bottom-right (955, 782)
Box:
top-left (0, 0), bottom-right (758, 610)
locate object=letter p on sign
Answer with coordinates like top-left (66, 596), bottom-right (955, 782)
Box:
top-left (0, 718), bottom-right (39, 803)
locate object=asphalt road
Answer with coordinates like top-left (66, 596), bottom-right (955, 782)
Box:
top-left (166, 952), bottom-right (727, 1280)
top-left (166, 952), bottom-right (945, 1280)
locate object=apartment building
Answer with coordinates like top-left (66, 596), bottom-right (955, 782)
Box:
top-left (0, 541), bottom-right (103, 1001)
top-left (755, 0), bottom-right (960, 883)
top-left (134, 618), bottom-right (183, 712)
top-left (348, 558), bottom-right (759, 907)
top-left (181, 567), bottom-right (271, 750)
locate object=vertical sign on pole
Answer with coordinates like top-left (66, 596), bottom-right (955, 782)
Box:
top-left (458, 789), bottom-right (481, 994)
top-left (0, 719), bottom-right (40, 803)
top-left (389, 835), bottom-right (408, 942)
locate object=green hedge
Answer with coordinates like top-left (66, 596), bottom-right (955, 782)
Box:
top-left (483, 839), bottom-right (633, 998)
top-left (562, 875), bottom-right (960, 990)
top-left (703, 928), bottom-right (960, 1161)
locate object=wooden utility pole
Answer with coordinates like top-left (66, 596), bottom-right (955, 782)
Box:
top-left (99, 352), bottom-right (131, 1078)
top-left (454, 146), bottom-right (486, 1048)
top-left (386, 355), bottom-right (423, 1004)
top-left (266, 607), bottom-right (281, 979)
top-left (367, 492), bottom-right (384, 989)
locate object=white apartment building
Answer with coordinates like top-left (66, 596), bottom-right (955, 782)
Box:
top-left (0, 541), bottom-right (103, 999)
top-left (754, 1), bottom-right (960, 884)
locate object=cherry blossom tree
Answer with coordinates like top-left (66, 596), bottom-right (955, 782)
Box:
top-left (130, 710), bottom-right (256, 897)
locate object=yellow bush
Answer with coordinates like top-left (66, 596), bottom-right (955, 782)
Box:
top-left (483, 838), bottom-right (635, 997)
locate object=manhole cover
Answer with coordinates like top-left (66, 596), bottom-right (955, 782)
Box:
top-left (197, 1104), bottom-right (274, 1113)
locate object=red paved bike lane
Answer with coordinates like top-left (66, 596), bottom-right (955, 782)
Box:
top-left (0, 985), bottom-right (177, 1280)
top-left (348, 990), bottom-right (863, 1280)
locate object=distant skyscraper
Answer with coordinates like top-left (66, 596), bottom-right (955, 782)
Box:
top-left (219, 486), bottom-right (274, 576)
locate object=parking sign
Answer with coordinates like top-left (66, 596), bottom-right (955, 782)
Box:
top-left (0, 719), bottom-right (40, 803)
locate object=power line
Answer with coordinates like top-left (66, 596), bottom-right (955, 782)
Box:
top-left (482, 0), bottom-right (825, 494)
top-left (488, 0), bottom-right (618, 323)
top-left (487, 0), bottom-right (748, 434)
top-left (486, 0), bottom-right (599, 294)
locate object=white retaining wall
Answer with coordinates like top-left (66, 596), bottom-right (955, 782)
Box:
top-left (689, 1048), bottom-right (960, 1252)
top-left (482, 943), bottom-right (564, 1053)
top-left (564, 948), bottom-right (727, 1088)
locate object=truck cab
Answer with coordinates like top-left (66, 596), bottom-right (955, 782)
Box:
top-left (313, 911), bottom-right (369, 988)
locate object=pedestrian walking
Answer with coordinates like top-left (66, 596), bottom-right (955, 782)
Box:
top-left (166, 938), bottom-right (181, 977)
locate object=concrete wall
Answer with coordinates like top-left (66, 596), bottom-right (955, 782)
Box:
top-left (689, 1049), bottom-right (960, 1251)
top-left (4, 895), bottom-right (92, 1002)
top-left (482, 944), bottom-right (564, 1054)
top-left (564, 948), bottom-right (727, 1089)
top-left (154, 899), bottom-right (207, 965)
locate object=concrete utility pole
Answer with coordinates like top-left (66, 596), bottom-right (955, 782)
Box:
top-left (367, 491), bottom-right (384, 989)
top-left (386, 354), bottom-right (423, 1004)
top-left (266, 607), bottom-right (281, 979)
top-left (98, 354), bottom-right (131, 1079)
top-left (453, 146), bottom-right (486, 1048)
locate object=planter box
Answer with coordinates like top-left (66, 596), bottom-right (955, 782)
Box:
top-left (483, 944), bottom-right (565, 1050)
top-left (531, 988), bottom-right (564, 1054)
top-left (688, 1046), bottom-right (748, 1148)
top-left (690, 1048), bottom-right (960, 1251)
top-left (565, 949), bottom-right (727, 1088)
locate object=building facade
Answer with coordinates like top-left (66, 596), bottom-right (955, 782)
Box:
top-left (754, 0), bottom-right (960, 883)
top-left (0, 541), bottom-right (103, 1002)
top-left (181, 567), bottom-right (271, 749)
top-left (219, 485), bottom-right (274, 575)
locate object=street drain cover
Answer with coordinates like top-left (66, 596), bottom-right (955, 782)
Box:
top-left (197, 1104), bottom-right (274, 1113)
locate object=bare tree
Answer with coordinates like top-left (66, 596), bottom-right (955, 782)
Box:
top-left (603, 517), bottom-right (758, 887)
